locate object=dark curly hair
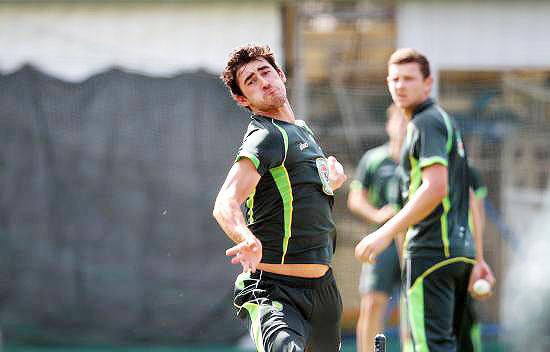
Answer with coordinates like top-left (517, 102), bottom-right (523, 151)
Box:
top-left (221, 44), bottom-right (281, 97)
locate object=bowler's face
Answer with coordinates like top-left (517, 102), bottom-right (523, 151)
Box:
top-left (387, 63), bottom-right (432, 111)
top-left (235, 57), bottom-right (287, 112)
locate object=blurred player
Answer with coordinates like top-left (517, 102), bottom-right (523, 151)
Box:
top-left (347, 105), bottom-right (406, 352)
top-left (457, 162), bottom-right (494, 352)
top-left (213, 44), bottom-right (347, 352)
top-left (355, 48), bottom-right (495, 352)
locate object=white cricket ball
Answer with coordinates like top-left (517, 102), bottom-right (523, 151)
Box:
top-left (472, 278), bottom-right (491, 295)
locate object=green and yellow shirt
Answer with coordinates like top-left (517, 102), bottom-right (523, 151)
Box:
top-left (235, 115), bottom-right (336, 265)
top-left (400, 98), bottom-right (475, 259)
top-left (350, 144), bottom-right (399, 211)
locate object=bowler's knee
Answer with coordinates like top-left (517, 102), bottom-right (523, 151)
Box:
top-left (268, 329), bottom-right (305, 352)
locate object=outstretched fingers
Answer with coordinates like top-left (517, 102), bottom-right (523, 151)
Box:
top-left (226, 240), bottom-right (254, 256)
top-left (226, 237), bottom-right (262, 273)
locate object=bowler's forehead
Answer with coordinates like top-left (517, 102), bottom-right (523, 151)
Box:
top-left (388, 62), bottom-right (423, 78)
top-left (236, 57), bottom-right (270, 83)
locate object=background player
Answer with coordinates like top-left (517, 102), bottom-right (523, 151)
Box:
top-left (355, 48), bottom-right (495, 352)
top-left (458, 162), bottom-right (495, 352)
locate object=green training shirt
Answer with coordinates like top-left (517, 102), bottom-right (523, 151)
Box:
top-left (400, 98), bottom-right (475, 259)
top-left (469, 164), bottom-right (487, 200)
top-left (350, 144), bottom-right (399, 210)
top-left (235, 114), bottom-right (336, 265)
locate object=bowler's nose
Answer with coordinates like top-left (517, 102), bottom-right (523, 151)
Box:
top-left (258, 76), bottom-right (271, 89)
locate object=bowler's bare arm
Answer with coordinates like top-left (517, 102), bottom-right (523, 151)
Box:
top-left (213, 158), bottom-right (262, 272)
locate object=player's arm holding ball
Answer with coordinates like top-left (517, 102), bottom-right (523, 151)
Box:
top-left (468, 187), bottom-right (496, 300)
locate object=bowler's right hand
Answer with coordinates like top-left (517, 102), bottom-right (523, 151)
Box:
top-left (226, 235), bottom-right (262, 273)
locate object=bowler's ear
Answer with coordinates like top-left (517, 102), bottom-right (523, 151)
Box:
top-left (425, 76), bottom-right (434, 90)
top-left (234, 94), bottom-right (249, 109)
top-left (278, 69), bottom-right (287, 83)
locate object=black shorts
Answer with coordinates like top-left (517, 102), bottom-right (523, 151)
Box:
top-left (404, 256), bottom-right (476, 352)
top-left (358, 241), bottom-right (401, 295)
top-left (233, 268), bottom-right (342, 352)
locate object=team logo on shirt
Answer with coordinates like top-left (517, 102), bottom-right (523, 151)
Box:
top-left (298, 141), bottom-right (309, 151)
top-left (316, 157), bottom-right (334, 195)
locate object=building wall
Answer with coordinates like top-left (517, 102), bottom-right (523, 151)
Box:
top-left (0, 2), bottom-right (282, 81)
top-left (396, 1), bottom-right (550, 70)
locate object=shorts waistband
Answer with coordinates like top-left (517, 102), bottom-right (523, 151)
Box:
top-left (250, 268), bottom-right (334, 289)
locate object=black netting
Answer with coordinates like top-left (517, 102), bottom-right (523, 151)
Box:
top-left (0, 65), bottom-right (250, 345)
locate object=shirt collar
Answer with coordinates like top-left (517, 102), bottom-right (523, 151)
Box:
top-left (412, 97), bottom-right (435, 117)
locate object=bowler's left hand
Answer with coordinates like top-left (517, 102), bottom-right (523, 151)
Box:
top-left (327, 156), bottom-right (347, 191)
top-left (355, 229), bottom-right (393, 264)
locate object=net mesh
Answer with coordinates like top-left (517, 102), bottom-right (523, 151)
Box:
top-left (0, 66), bottom-right (250, 345)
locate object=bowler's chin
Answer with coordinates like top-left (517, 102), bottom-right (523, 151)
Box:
top-left (394, 100), bottom-right (411, 109)
top-left (267, 94), bottom-right (287, 108)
